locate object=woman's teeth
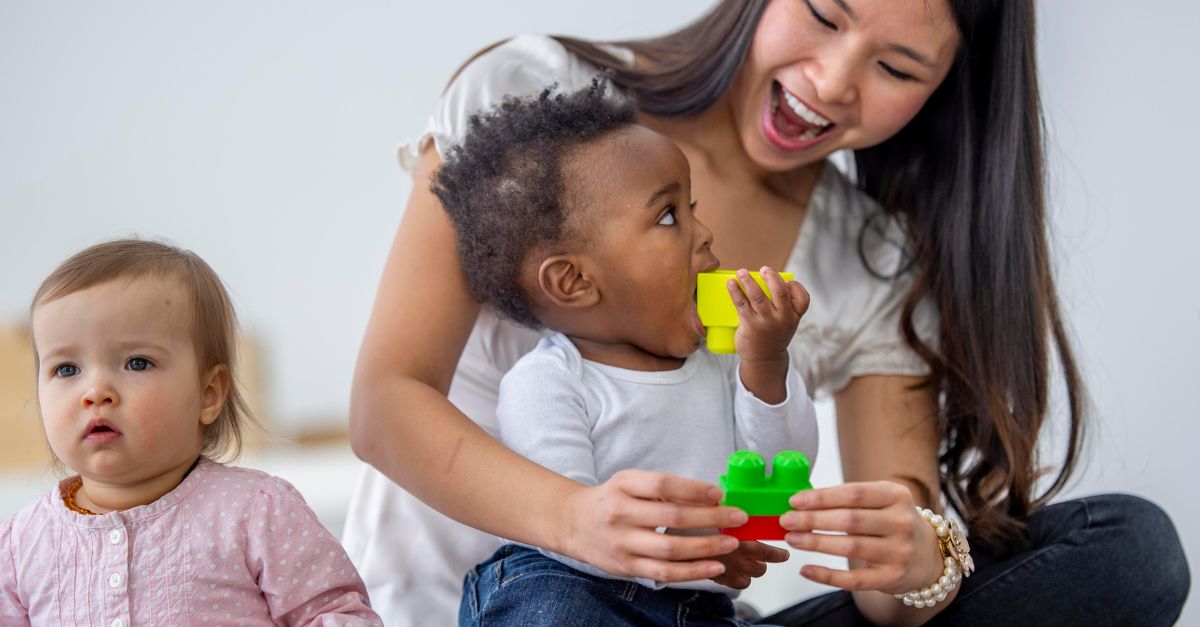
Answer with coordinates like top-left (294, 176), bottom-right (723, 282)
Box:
top-left (772, 86), bottom-right (832, 141)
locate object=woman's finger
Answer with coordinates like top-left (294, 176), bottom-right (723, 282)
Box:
top-left (613, 495), bottom-right (748, 532)
top-left (779, 507), bottom-right (903, 536)
top-left (784, 531), bottom-right (903, 563)
top-left (610, 469), bottom-right (723, 505)
top-left (627, 555), bottom-right (729, 583)
top-left (789, 481), bottom-right (909, 511)
top-left (799, 564), bottom-right (899, 592)
top-left (621, 528), bottom-right (739, 563)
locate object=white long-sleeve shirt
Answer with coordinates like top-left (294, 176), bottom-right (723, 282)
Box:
top-left (496, 332), bottom-right (819, 594)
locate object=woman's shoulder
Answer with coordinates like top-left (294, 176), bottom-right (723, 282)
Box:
top-left (401, 34), bottom-right (623, 169)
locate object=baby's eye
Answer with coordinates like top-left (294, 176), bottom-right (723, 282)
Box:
top-left (658, 207), bottom-right (677, 226)
top-left (126, 357), bottom-right (152, 371)
top-left (53, 363), bottom-right (79, 378)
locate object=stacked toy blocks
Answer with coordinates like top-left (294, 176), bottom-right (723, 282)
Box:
top-left (719, 450), bottom-right (812, 540)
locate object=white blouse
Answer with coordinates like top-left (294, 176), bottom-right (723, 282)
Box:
top-left (344, 34), bottom-right (937, 627)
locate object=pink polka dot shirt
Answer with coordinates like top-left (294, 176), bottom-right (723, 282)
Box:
top-left (0, 458), bottom-right (383, 626)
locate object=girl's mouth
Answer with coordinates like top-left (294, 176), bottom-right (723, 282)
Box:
top-left (763, 81), bottom-right (836, 151)
top-left (84, 419), bottom-right (123, 444)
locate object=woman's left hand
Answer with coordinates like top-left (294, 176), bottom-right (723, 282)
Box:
top-left (780, 481), bottom-right (944, 594)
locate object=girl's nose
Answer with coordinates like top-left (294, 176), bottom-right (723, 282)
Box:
top-left (81, 376), bottom-right (118, 409)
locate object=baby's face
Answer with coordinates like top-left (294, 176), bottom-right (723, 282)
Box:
top-left (567, 125), bottom-right (721, 359)
top-left (31, 275), bottom-right (216, 485)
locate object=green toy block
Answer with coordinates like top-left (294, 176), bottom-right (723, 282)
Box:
top-left (719, 450), bottom-right (813, 516)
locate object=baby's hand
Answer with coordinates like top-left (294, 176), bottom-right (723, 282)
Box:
top-left (727, 266), bottom-right (810, 363)
top-left (709, 539), bottom-right (791, 589)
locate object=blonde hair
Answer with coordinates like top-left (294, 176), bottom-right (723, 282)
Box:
top-left (31, 238), bottom-right (255, 461)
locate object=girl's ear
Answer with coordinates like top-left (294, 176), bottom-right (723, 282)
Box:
top-left (538, 255), bottom-right (600, 310)
top-left (199, 365), bottom-right (230, 426)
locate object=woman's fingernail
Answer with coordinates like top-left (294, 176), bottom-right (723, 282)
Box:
top-left (729, 510), bottom-right (748, 525)
top-left (790, 493), bottom-right (807, 507)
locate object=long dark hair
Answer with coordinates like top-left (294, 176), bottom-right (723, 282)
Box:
top-left (555, 0), bottom-right (1085, 553)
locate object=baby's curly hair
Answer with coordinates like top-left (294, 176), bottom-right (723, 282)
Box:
top-left (432, 78), bottom-right (637, 327)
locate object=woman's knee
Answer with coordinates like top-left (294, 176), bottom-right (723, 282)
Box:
top-left (1080, 494), bottom-right (1190, 616)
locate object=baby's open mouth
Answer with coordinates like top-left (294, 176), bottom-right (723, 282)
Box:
top-left (771, 81), bottom-right (835, 142)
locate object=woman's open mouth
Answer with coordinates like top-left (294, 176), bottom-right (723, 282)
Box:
top-left (763, 81), bottom-right (836, 151)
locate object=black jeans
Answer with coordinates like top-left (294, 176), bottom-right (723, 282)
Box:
top-left (761, 494), bottom-right (1190, 626)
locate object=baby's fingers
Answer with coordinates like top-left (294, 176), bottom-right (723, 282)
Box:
top-left (732, 268), bottom-right (771, 313)
top-left (736, 540), bottom-right (791, 564)
top-left (786, 280), bottom-right (810, 318)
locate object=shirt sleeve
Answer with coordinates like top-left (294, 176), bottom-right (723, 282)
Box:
top-left (726, 354), bottom-right (820, 467)
top-left (397, 34), bottom-right (611, 173)
top-left (245, 479), bottom-right (383, 627)
top-left (0, 520), bottom-right (30, 627)
top-left (495, 350), bottom-right (597, 487)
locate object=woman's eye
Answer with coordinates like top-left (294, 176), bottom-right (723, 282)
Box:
top-left (880, 62), bottom-right (915, 81)
top-left (806, 0), bottom-right (837, 30)
top-left (53, 364), bottom-right (79, 378)
top-left (658, 207), bottom-right (677, 226)
top-left (126, 357), bottom-right (151, 371)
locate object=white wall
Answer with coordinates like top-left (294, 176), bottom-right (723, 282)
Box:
top-left (1, 0), bottom-right (1194, 620)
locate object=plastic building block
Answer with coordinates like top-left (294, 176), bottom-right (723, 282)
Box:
top-left (722, 515), bottom-right (788, 541)
top-left (696, 270), bottom-right (795, 354)
top-left (719, 450), bottom-right (812, 516)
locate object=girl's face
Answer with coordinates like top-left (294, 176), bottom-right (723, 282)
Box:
top-left (728, 0), bottom-right (961, 171)
top-left (31, 275), bottom-right (224, 487)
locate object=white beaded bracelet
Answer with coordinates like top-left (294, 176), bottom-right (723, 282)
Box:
top-left (893, 507), bottom-right (967, 609)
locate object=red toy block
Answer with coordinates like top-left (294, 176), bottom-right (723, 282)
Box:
top-left (721, 515), bottom-right (787, 541)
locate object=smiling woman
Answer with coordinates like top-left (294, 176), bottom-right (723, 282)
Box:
top-left (344, 1), bottom-right (1190, 625)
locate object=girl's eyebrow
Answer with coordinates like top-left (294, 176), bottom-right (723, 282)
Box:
top-left (643, 182), bottom-right (680, 209)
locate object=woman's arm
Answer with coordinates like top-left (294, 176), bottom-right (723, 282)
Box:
top-left (781, 374), bottom-right (956, 626)
top-left (348, 143), bottom-right (744, 582)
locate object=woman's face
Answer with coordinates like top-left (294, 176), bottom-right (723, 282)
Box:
top-left (728, 0), bottom-right (961, 172)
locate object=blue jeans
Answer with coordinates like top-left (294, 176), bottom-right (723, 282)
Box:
top-left (460, 544), bottom-right (753, 626)
top-left (762, 494), bottom-right (1191, 626)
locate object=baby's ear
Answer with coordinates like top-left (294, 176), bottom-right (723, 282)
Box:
top-left (199, 364), bottom-right (230, 426)
top-left (537, 254), bottom-right (600, 310)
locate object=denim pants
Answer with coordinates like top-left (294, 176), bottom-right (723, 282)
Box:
top-left (762, 494), bottom-right (1191, 626)
top-left (460, 544), bottom-right (753, 626)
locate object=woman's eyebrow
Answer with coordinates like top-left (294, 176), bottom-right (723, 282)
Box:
top-left (833, 0), bottom-right (937, 68)
top-left (643, 182), bottom-right (680, 209)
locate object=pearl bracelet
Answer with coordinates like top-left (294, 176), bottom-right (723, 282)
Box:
top-left (893, 507), bottom-right (964, 609)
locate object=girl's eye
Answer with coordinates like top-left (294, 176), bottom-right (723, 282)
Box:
top-left (806, 0), bottom-right (837, 30)
top-left (880, 62), bottom-right (916, 81)
top-left (53, 364), bottom-right (79, 378)
top-left (126, 357), bottom-right (152, 371)
top-left (658, 207), bottom-right (677, 226)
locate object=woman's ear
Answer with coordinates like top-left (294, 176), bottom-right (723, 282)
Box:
top-left (538, 255), bottom-right (600, 310)
top-left (199, 364), bottom-right (230, 426)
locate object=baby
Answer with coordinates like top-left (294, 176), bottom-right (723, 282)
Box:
top-left (434, 81), bottom-right (819, 625)
top-left (0, 239), bottom-right (382, 626)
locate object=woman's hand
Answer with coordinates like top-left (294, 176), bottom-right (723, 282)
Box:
top-left (557, 469), bottom-right (751, 582)
top-left (710, 540), bottom-right (791, 589)
top-left (780, 481), bottom-right (944, 594)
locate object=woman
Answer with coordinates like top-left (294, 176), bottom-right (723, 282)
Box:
top-left (344, 1), bottom-right (1190, 625)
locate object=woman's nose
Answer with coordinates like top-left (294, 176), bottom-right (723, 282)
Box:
top-left (805, 53), bottom-right (859, 106)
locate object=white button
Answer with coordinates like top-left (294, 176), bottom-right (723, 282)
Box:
top-left (108, 529), bottom-right (123, 544)
top-left (108, 573), bottom-right (122, 588)
top-left (110, 619), bottom-right (124, 627)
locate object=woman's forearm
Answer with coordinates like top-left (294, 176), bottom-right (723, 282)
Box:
top-left (348, 371), bottom-right (580, 553)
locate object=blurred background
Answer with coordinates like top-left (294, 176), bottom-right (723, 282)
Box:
top-left (2, 0), bottom-right (1196, 620)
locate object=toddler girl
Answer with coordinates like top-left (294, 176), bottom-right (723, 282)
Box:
top-left (0, 239), bottom-right (382, 626)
